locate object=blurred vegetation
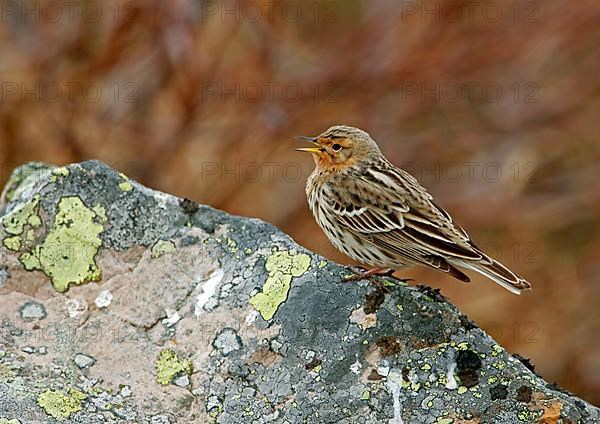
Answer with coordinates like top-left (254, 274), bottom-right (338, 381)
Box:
top-left (0, 0), bottom-right (599, 404)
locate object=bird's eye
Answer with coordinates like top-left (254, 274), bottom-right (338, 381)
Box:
top-left (332, 143), bottom-right (342, 151)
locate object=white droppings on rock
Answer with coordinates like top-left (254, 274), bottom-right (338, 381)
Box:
top-left (377, 361), bottom-right (390, 377)
top-left (195, 269), bottom-right (224, 318)
top-left (445, 362), bottom-right (458, 390)
top-left (163, 309), bottom-right (181, 327)
top-left (19, 301), bottom-right (47, 321)
top-left (245, 310), bottom-right (260, 326)
top-left (95, 290), bottom-right (113, 308)
top-left (173, 374), bottom-right (190, 387)
top-left (350, 360), bottom-right (362, 374)
top-left (386, 369), bottom-right (405, 424)
top-left (74, 353), bottom-right (96, 369)
top-left (66, 298), bottom-right (88, 318)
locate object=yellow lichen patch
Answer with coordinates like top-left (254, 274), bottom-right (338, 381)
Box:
top-left (3, 236), bottom-right (21, 251)
top-left (0, 419), bottom-right (21, 424)
top-left (155, 349), bottom-right (193, 385)
top-left (118, 173), bottom-right (133, 192)
top-left (457, 342), bottom-right (469, 350)
top-left (1, 194), bottom-right (42, 251)
top-left (0, 364), bottom-right (15, 382)
top-left (19, 197), bottom-right (105, 292)
top-left (49, 167), bottom-right (69, 182)
top-left (249, 250), bottom-right (311, 320)
top-left (517, 409), bottom-right (543, 422)
top-left (37, 389), bottom-right (85, 420)
top-left (52, 167), bottom-right (69, 177)
top-left (151, 240), bottom-right (177, 258)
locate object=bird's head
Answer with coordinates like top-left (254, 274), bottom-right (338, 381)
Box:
top-left (295, 125), bottom-right (381, 171)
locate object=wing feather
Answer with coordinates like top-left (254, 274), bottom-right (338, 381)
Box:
top-left (325, 165), bottom-right (482, 263)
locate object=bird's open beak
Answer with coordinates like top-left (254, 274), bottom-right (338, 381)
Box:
top-left (294, 136), bottom-right (322, 153)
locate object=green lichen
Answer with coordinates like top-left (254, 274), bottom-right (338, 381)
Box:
top-left (52, 167), bottom-right (69, 177)
top-left (92, 205), bottom-right (108, 223)
top-left (1, 194), bottom-right (42, 251)
top-left (435, 418), bottom-right (454, 424)
top-left (155, 349), bottom-right (193, 385)
top-left (517, 408), bottom-right (543, 422)
top-left (118, 173), bottom-right (133, 192)
top-left (457, 386), bottom-right (468, 394)
top-left (0, 419), bottom-right (21, 424)
top-left (49, 167), bottom-right (69, 182)
top-left (151, 240), bottom-right (176, 258)
top-left (491, 361), bottom-right (506, 370)
top-left (37, 389), bottom-right (85, 420)
top-left (437, 373), bottom-right (448, 386)
top-left (0, 364), bottom-right (15, 382)
top-left (19, 196), bottom-right (105, 292)
top-left (249, 250), bottom-right (311, 320)
top-left (226, 238), bottom-right (238, 253)
top-left (457, 342), bottom-right (469, 350)
top-left (3, 236), bottom-right (21, 251)
top-left (1, 163), bottom-right (53, 204)
top-left (118, 181), bottom-right (133, 192)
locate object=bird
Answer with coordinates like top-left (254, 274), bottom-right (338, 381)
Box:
top-left (296, 125), bottom-right (532, 295)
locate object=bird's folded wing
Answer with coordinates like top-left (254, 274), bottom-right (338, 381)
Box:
top-left (327, 169), bottom-right (483, 261)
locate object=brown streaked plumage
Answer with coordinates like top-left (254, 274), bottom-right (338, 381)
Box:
top-left (296, 125), bottom-right (532, 295)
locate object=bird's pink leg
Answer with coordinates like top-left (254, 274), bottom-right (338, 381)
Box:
top-left (344, 267), bottom-right (395, 281)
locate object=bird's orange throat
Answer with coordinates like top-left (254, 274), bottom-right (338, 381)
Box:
top-left (313, 153), bottom-right (355, 173)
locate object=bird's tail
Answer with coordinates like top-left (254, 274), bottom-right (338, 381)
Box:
top-left (455, 257), bottom-right (532, 295)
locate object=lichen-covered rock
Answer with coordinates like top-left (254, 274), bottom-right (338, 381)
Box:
top-left (0, 161), bottom-right (597, 423)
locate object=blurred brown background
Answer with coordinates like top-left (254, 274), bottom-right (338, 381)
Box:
top-left (0, 0), bottom-right (598, 404)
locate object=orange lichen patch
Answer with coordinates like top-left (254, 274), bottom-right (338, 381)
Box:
top-left (538, 401), bottom-right (563, 424)
top-left (445, 412), bottom-right (480, 424)
top-left (247, 348), bottom-right (280, 368)
top-left (525, 392), bottom-right (565, 424)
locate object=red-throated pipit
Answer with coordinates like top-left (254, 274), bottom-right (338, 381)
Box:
top-left (296, 125), bottom-right (532, 294)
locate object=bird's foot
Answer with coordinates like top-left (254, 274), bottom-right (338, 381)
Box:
top-left (344, 267), bottom-right (395, 281)
top-left (344, 267), bottom-right (405, 293)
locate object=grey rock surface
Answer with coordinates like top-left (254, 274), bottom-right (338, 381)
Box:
top-left (0, 160), bottom-right (597, 423)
